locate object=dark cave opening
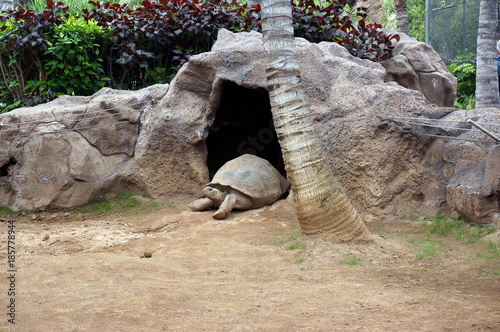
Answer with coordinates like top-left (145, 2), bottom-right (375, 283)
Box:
top-left (206, 81), bottom-right (285, 179)
top-left (0, 158), bottom-right (17, 178)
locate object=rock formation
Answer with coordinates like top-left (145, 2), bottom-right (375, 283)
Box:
top-left (381, 32), bottom-right (457, 107)
top-left (0, 29), bottom-right (497, 224)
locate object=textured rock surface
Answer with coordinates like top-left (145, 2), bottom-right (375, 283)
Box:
top-left (416, 109), bottom-right (500, 224)
top-left (0, 87), bottom-right (163, 210)
top-left (0, 29), bottom-right (496, 224)
top-left (381, 32), bottom-right (457, 107)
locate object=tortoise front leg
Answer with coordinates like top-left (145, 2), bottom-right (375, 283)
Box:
top-left (213, 194), bottom-right (237, 219)
top-left (189, 198), bottom-right (215, 211)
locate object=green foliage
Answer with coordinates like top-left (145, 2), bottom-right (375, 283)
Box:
top-left (379, 0), bottom-right (425, 42)
top-left (22, 0), bottom-right (144, 14)
top-left (23, 0), bottom-right (93, 14)
top-left (406, 0), bottom-right (425, 42)
top-left (0, 1), bottom-right (71, 109)
top-left (25, 17), bottom-right (110, 100)
top-left (1, 0), bottom-right (397, 112)
top-left (426, 0), bottom-right (479, 64)
top-left (379, 0), bottom-right (397, 30)
top-left (446, 55), bottom-right (476, 109)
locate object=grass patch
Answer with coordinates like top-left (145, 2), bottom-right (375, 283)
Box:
top-left (476, 240), bottom-right (500, 260)
top-left (409, 235), bottom-right (443, 260)
top-left (0, 206), bottom-right (18, 218)
top-left (422, 214), bottom-right (495, 244)
top-left (74, 193), bottom-right (159, 216)
top-left (368, 224), bottom-right (401, 239)
top-left (398, 211), bottom-right (420, 221)
top-left (410, 214), bottom-right (499, 270)
top-left (2, 193), bottom-right (162, 219)
top-left (339, 255), bottom-right (362, 266)
top-left (277, 230), bottom-right (301, 239)
top-left (285, 241), bottom-right (307, 250)
top-left (295, 257), bottom-right (305, 264)
top-left (475, 240), bottom-right (500, 277)
top-left (273, 230), bottom-right (306, 250)
top-left (300, 265), bottom-right (313, 271)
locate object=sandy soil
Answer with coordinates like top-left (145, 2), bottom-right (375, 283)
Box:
top-left (1, 197), bottom-right (499, 332)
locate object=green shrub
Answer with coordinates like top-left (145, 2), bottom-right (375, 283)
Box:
top-left (25, 16), bottom-right (110, 100)
top-left (446, 55), bottom-right (476, 110)
top-left (0, 1), bottom-right (69, 110)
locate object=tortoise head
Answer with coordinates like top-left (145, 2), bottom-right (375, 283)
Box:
top-left (203, 185), bottom-right (226, 206)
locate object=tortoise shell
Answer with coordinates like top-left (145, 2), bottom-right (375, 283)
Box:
top-left (206, 154), bottom-right (290, 208)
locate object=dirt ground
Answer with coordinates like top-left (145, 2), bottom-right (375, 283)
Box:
top-left (1, 197), bottom-right (499, 332)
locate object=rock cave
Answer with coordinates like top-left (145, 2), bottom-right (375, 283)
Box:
top-left (206, 81), bottom-right (286, 179)
top-left (0, 29), bottom-right (497, 224)
top-left (0, 157), bottom-right (16, 178)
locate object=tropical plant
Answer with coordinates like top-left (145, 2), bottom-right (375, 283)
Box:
top-left (0, 0), bottom-right (69, 109)
top-left (25, 16), bottom-right (110, 100)
top-left (251, 0), bottom-right (372, 243)
top-left (447, 56), bottom-right (476, 109)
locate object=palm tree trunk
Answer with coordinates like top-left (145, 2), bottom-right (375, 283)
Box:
top-left (254, 0), bottom-right (371, 242)
top-left (394, 0), bottom-right (411, 36)
top-left (475, 0), bottom-right (500, 109)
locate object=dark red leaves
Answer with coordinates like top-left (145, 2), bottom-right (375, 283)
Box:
top-left (0, 0), bottom-right (396, 106)
top-left (292, 0), bottom-right (397, 61)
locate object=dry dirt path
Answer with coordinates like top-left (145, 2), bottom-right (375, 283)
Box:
top-left (1, 198), bottom-right (499, 331)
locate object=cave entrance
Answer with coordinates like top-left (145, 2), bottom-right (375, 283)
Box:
top-left (206, 81), bottom-right (285, 179)
top-left (0, 158), bottom-right (16, 178)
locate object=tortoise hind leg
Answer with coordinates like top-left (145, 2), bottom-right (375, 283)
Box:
top-left (189, 198), bottom-right (215, 211)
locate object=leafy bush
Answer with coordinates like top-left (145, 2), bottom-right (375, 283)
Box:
top-left (81, 0), bottom-right (259, 89)
top-left (1, 0), bottom-right (397, 112)
top-left (446, 55), bottom-right (476, 109)
top-left (0, 0), bottom-right (69, 111)
top-left (293, 0), bottom-right (398, 61)
top-left (25, 16), bottom-right (110, 100)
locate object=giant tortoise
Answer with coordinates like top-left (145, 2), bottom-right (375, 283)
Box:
top-left (189, 154), bottom-right (290, 219)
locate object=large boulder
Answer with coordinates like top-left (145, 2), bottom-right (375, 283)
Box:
top-left (381, 32), bottom-right (458, 107)
top-left (0, 29), bottom-right (497, 225)
top-left (412, 108), bottom-right (500, 224)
